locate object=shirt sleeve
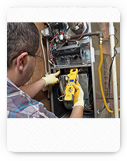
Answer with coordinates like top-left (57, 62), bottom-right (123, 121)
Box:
top-left (39, 103), bottom-right (57, 118)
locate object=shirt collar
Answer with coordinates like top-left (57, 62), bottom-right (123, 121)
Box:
top-left (7, 78), bottom-right (31, 98)
top-left (7, 78), bottom-right (22, 92)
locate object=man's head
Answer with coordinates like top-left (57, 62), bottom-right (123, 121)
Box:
top-left (7, 23), bottom-right (39, 87)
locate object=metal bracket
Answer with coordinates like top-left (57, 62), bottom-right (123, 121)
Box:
top-left (80, 49), bottom-right (84, 65)
top-left (48, 60), bottom-right (56, 68)
top-left (97, 103), bottom-right (110, 115)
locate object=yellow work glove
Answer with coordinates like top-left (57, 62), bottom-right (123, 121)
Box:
top-left (42, 71), bottom-right (60, 87)
top-left (73, 81), bottom-right (84, 108)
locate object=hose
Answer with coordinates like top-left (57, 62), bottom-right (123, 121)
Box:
top-left (98, 41), bottom-right (120, 113)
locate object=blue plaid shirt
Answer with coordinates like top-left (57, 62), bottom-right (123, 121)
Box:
top-left (7, 78), bottom-right (57, 118)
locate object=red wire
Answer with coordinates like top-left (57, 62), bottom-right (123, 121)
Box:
top-left (49, 23), bottom-right (85, 64)
top-left (49, 32), bottom-right (60, 64)
top-left (49, 31), bottom-right (69, 64)
top-left (71, 23), bottom-right (85, 45)
top-left (60, 31), bottom-right (70, 41)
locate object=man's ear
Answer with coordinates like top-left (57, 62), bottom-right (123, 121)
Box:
top-left (16, 52), bottom-right (28, 72)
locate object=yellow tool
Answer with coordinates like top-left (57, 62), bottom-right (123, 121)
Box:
top-left (64, 68), bottom-right (78, 108)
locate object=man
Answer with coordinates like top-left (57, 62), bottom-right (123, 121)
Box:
top-left (7, 23), bottom-right (84, 118)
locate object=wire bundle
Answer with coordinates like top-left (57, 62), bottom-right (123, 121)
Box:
top-left (70, 23), bottom-right (85, 45)
top-left (48, 23), bottom-right (86, 65)
top-left (48, 31), bottom-right (60, 64)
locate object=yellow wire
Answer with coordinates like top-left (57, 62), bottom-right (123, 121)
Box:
top-left (98, 43), bottom-right (120, 113)
top-left (46, 22), bottom-right (51, 31)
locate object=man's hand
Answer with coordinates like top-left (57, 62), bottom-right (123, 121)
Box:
top-left (73, 81), bottom-right (84, 108)
top-left (69, 81), bottom-right (84, 118)
top-left (42, 71), bottom-right (60, 87)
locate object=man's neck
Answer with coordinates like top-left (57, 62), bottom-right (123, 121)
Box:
top-left (7, 69), bottom-right (21, 87)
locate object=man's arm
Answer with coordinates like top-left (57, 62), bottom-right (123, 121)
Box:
top-left (19, 71), bottom-right (60, 98)
top-left (70, 106), bottom-right (83, 118)
top-left (19, 79), bottom-right (46, 98)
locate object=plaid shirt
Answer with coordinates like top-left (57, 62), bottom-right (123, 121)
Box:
top-left (7, 78), bottom-right (57, 118)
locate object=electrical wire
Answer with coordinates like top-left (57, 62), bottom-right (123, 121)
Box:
top-left (46, 22), bottom-right (51, 32)
top-left (70, 23), bottom-right (85, 45)
top-left (108, 28), bottom-right (119, 99)
top-left (84, 101), bottom-right (93, 110)
top-left (48, 31), bottom-right (61, 64)
top-left (48, 23), bottom-right (85, 65)
top-left (49, 30), bottom-right (70, 64)
top-left (60, 31), bottom-right (70, 41)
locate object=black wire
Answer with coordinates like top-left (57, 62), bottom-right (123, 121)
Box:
top-left (99, 106), bottom-right (105, 113)
top-left (108, 28), bottom-right (119, 99)
top-left (113, 28), bottom-right (119, 58)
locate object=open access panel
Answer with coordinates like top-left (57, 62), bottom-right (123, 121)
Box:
top-left (41, 22), bottom-right (97, 118)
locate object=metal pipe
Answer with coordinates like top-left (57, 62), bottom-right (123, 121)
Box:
top-left (109, 23), bottom-right (119, 118)
top-left (70, 31), bottom-right (103, 39)
top-left (46, 38), bottom-right (51, 74)
top-left (40, 34), bottom-right (48, 76)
